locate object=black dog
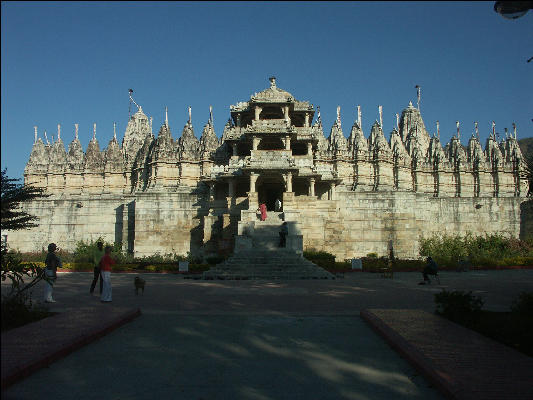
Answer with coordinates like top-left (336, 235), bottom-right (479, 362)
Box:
top-left (134, 276), bottom-right (146, 295)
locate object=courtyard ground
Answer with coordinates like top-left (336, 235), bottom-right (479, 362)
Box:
top-left (2, 269), bottom-right (532, 399)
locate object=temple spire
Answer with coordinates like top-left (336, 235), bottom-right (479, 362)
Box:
top-left (357, 105), bottom-right (362, 128)
top-left (415, 85), bottom-right (421, 110)
top-left (44, 130), bottom-right (49, 145)
top-left (316, 106), bottom-right (322, 126)
top-left (492, 121), bottom-right (496, 138)
top-left (75, 123), bottom-right (79, 140)
top-left (378, 105), bottom-right (383, 127)
top-left (34, 126), bottom-right (37, 143)
top-left (113, 122), bottom-right (117, 140)
top-left (396, 113), bottom-right (399, 131)
top-left (475, 121), bottom-right (479, 139)
top-left (456, 121), bottom-right (460, 140)
top-left (269, 76), bottom-right (276, 88)
top-left (57, 124), bottom-right (61, 141)
top-left (93, 123), bottom-right (96, 141)
top-left (209, 105), bottom-right (213, 125)
top-left (188, 106), bottom-right (192, 124)
top-left (512, 122), bottom-right (517, 139)
top-left (504, 127), bottom-right (508, 139)
top-left (165, 107), bottom-right (169, 127)
top-left (436, 121), bottom-right (440, 140)
top-left (336, 106), bottom-right (341, 127)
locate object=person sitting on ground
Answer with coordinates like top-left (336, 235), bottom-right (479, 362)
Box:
top-left (279, 222), bottom-right (288, 248)
top-left (419, 256), bottom-right (438, 285)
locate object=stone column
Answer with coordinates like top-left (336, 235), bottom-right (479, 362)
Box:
top-left (330, 183), bottom-right (336, 200)
top-left (285, 172), bottom-right (293, 192)
top-left (309, 178), bottom-right (315, 196)
top-left (236, 114), bottom-right (241, 127)
top-left (228, 179), bottom-right (235, 198)
top-left (307, 142), bottom-right (313, 156)
top-left (304, 112), bottom-right (310, 127)
top-left (252, 136), bottom-right (260, 151)
top-left (284, 105), bottom-right (289, 120)
top-left (254, 106), bottom-right (262, 121)
top-left (232, 143), bottom-right (238, 157)
top-left (250, 173), bottom-right (258, 193)
top-left (209, 182), bottom-right (215, 201)
top-left (285, 136), bottom-right (291, 150)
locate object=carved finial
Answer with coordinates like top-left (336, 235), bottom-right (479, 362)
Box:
top-left (113, 122), bottom-right (117, 140)
top-left (408, 101), bottom-right (413, 107)
top-left (209, 105), bottom-right (213, 125)
top-left (492, 121), bottom-right (496, 138)
top-left (165, 106), bottom-right (168, 127)
top-left (336, 106), bottom-right (341, 127)
top-left (75, 123), bottom-right (79, 140)
top-left (188, 106), bottom-right (191, 124)
top-left (34, 126), bottom-right (37, 143)
top-left (436, 121), bottom-right (440, 140)
top-left (504, 127), bottom-right (508, 139)
top-left (378, 105), bottom-right (383, 127)
top-left (93, 123), bottom-right (96, 141)
top-left (475, 122), bottom-right (479, 139)
top-left (57, 124), bottom-right (61, 141)
top-left (456, 121), bottom-right (460, 140)
top-left (396, 113), bottom-right (399, 130)
top-left (317, 106), bottom-right (322, 126)
top-left (44, 130), bottom-right (49, 145)
top-left (512, 122), bottom-right (517, 139)
top-left (415, 85), bottom-right (421, 110)
top-left (357, 105), bottom-right (362, 128)
top-left (269, 76), bottom-right (276, 88)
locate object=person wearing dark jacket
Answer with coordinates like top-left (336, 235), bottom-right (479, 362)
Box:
top-left (44, 243), bottom-right (62, 303)
top-left (419, 256), bottom-right (438, 285)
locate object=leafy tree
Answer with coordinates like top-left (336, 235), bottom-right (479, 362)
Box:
top-left (1, 168), bottom-right (48, 231)
top-left (1, 169), bottom-right (51, 330)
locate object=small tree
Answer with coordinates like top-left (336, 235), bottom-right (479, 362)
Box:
top-left (1, 169), bottom-right (48, 231)
top-left (1, 169), bottom-right (50, 330)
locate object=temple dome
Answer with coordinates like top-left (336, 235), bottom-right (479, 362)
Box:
top-left (251, 77), bottom-right (293, 102)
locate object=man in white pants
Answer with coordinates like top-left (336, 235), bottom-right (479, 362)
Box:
top-left (44, 243), bottom-right (61, 303)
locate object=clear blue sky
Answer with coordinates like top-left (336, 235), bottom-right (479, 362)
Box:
top-left (2, 1), bottom-right (532, 180)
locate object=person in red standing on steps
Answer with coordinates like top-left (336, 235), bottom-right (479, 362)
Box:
top-left (100, 246), bottom-right (116, 303)
top-left (259, 203), bottom-right (267, 221)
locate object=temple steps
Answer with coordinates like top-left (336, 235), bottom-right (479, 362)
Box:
top-left (202, 249), bottom-right (334, 280)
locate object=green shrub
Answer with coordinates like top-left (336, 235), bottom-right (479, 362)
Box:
top-left (435, 290), bottom-right (484, 325)
top-left (366, 252), bottom-right (378, 258)
top-left (511, 292), bottom-right (533, 317)
top-left (303, 249), bottom-right (336, 268)
top-left (420, 232), bottom-right (533, 268)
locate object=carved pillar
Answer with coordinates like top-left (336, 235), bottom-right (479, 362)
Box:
top-left (307, 142), bottom-right (313, 156)
top-left (209, 182), bottom-right (215, 201)
top-left (228, 179), bottom-right (235, 198)
top-left (252, 136), bottom-right (260, 151)
top-left (285, 136), bottom-right (291, 150)
top-left (250, 173), bottom-right (258, 193)
top-left (254, 106), bottom-right (262, 121)
top-left (309, 178), bottom-right (315, 196)
top-left (304, 112), bottom-right (310, 127)
top-left (231, 143), bottom-right (238, 157)
top-left (236, 114), bottom-right (241, 127)
top-left (285, 172), bottom-right (293, 192)
top-left (283, 105), bottom-right (289, 120)
top-left (328, 183), bottom-right (336, 200)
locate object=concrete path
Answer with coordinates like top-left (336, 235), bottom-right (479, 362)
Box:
top-left (1, 269), bottom-right (532, 399)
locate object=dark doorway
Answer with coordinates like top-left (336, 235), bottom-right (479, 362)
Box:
top-left (257, 174), bottom-right (285, 211)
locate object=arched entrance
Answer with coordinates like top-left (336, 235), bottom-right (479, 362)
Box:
top-left (256, 174), bottom-right (285, 211)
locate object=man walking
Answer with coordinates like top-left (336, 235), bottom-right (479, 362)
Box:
top-left (90, 241), bottom-right (105, 294)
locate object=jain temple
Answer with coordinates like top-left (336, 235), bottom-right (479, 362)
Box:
top-left (7, 78), bottom-right (530, 262)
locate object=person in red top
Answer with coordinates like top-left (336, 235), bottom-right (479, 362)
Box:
top-left (99, 246), bottom-right (116, 302)
top-left (259, 203), bottom-right (267, 221)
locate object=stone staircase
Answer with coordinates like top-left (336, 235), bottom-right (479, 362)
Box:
top-left (203, 211), bottom-right (334, 280)
top-left (202, 249), bottom-right (334, 280)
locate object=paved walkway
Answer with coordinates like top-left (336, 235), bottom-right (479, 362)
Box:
top-left (361, 309), bottom-right (533, 400)
top-left (1, 270), bottom-right (532, 399)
